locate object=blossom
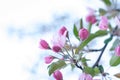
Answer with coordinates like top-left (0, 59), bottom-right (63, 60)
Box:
top-left (79, 73), bottom-right (93, 80)
top-left (86, 14), bottom-right (97, 24)
top-left (99, 16), bottom-right (108, 30)
top-left (59, 26), bottom-right (67, 36)
top-left (39, 39), bottom-right (49, 49)
top-left (44, 56), bottom-right (54, 64)
top-left (86, 7), bottom-right (97, 24)
top-left (52, 28), bottom-right (67, 52)
top-left (115, 45), bottom-right (120, 56)
top-left (53, 70), bottom-right (63, 80)
top-left (52, 45), bottom-right (61, 52)
top-left (79, 28), bottom-right (89, 40)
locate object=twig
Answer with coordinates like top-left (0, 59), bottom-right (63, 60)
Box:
top-left (92, 26), bottom-right (118, 68)
top-left (92, 43), bottom-right (108, 68)
top-left (75, 62), bottom-right (83, 70)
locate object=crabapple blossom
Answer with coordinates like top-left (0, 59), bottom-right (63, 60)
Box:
top-left (53, 70), bottom-right (63, 80)
top-left (52, 45), bottom-right (61, 52)
top-left (79, 28), bottom-right (89, 40)
top-left (79, 73), bottom-right (93, 80)
top-left (86, 12), bottom-right (97, 24)
top-left (59, 26), bottom-right (67, 36)
top-left (44, 56), bottom-right (54, 64)
top-left (115, 45), bottom-right (120, 56)
top-left (52, 30), bottom-right (67, 48)
top-left (39, 39), bottom-right (49, 49)
top-left (86, 7), bottom-right (97, 24)
top-left (99, 16), bottom-right (108, 30)
top-left (86, 14), bottom-right (97, 24)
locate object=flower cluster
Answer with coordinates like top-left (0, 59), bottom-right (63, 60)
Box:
top-left (39, 1), bottom-right (120, 80)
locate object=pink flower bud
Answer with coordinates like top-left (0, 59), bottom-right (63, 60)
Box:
top-left (79, 73), bottom-right (93, 80)
top-left (52, 30), bottom-right (67, 48)
top-left (53, 70), bottom-right (63, 80)
top-left (115, 45), bottom-right (120, 56)
top-left (44, 56), bottom-right (54, 64)
top-left (99, 16), bottom-right (108, 30)
top-left (79, 28), bottom-right (89, 40)
top-left (59, 26), bottom-right (67, 36)
top-left (39, 39), bottom-right (49, 49)
top-left (86, 14), bottom-right (97, 24)
top-left (52, 45), bottom-right (61, 52)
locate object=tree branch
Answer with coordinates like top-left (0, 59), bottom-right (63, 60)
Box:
top-left (92, 26), bottom-right (118, 68)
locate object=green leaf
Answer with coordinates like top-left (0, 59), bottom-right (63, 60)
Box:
top-left (75, 30), bottom-right (108, 54)
top-left (73, 24), bottom-right (79, 40)
top-left (48, 60), bottom-right (67, 76)
top-left (81, 57), bottom-right (90, 63)
top-left (98, 65), bottom-right (104, 73)
top-left (84, 67), bottom-right (101, 76)
top-left (94, 67), bottom-right (100, 75)
top-left (84, 66), bottom-right (95, 76)
top-left (110, 39), bottom-right (120, 51)
top-left (81, 57), bottom-right (90, 66)
top-left (102, 0), bottom-right (111, 6)
top-left (110, 55), bottom-right (120, 66)
top-left (99, 8), bottom-right (107, 15)
top-left (104, 35), bottom-right (113, 44)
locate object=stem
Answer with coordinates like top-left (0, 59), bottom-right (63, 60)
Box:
top-left (92, 43), bottom-right (108, 68)
top-left (75, 62), bottom-right (83, 70)
top-left (89, 49), bottom-right (102, 52)
top-left (83, 48), bottom-right (102, 52)
top-left (63, 47), bottom-right (73, 59)
top-left (92, 26), bottom-right (118, 68)
top-left (67, 34), bottom-right (74, 57)
top-left (88, 23), bottom-right (92, 33)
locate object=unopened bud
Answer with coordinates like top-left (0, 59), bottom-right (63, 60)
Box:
top-left (39, 39), bottom-right (50, 49)
top-left (79, 28), bottom-right (89, 40)
top-left (53, 70), bottom-right (63, 80)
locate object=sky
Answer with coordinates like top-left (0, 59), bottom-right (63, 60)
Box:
top-left (0, 0), bottom-right (120, 80)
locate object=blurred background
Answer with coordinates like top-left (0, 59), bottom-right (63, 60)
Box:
top-left (0, 0), bottom-right (120, 80)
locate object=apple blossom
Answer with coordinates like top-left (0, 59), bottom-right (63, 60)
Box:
top-left (59, 26), bottom-right (67, 36)
top-left (86, 7), bottom-right (97, 24)
top-left (39, 39), bottom-right (50, 49)
top-left (79, 28), bottom-right (89, 40)
top-left (79, 73), bottom-right (93, 80)
top-left (52, 45), bottom-right (61, 52)
top-left (44, 56), bottom-right (54, 64)
top-left (86, 14), bottom-right (97, 24)
top-left (52, 30), bottom-right (67, 49)
top-left (99, 16), bottom-right (108, 30)
top-left (53, 70), bottom-right (63, 80)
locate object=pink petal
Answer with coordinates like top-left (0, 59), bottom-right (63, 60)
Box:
top-left (39, 39), bottom-right (49, 49)
top-left (53, 70), bottom-right (63, 80)
top-left (44, 56), bottom-right (54, 64)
